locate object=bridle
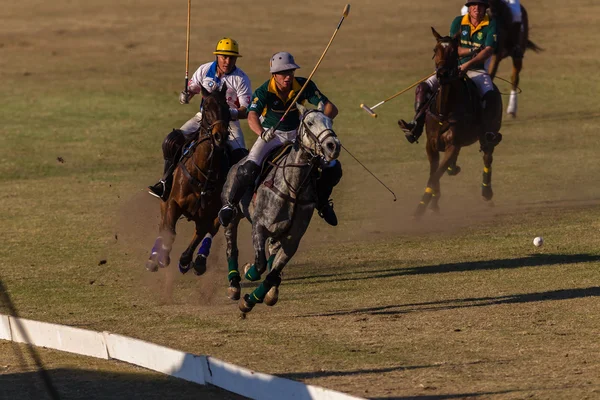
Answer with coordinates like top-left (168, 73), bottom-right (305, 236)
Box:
top-left (433, 39), bottom-right (460, 84)
top-left (297, 109), bottom-right (337, 159)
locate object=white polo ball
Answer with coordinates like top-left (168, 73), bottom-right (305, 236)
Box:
top-left (533, 237), bottom-right (544, 247)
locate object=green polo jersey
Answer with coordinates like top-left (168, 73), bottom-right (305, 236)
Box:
top-left (450, 14), bottom-right (497, 70)
top-left (248, 76), bottom-right (329, 131)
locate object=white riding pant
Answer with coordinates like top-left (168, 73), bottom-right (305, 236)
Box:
top-left (246, 129), bottom-right (297, 166)
top-left (180, 112), bottom-right (246, 150)
top-left (425, 69), bottom-right (494, 98)
top-left (461, 1), bottom-right (521, 22)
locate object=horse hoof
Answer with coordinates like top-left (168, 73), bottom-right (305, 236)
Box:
top-left (447, 165), bottom-right (461, 176)
top-left (193, 256), bottom-right (207, 276)
top-left (264, 287), bottom-right (279, 306)
top-left (178, 261), bottom-right (191, 274)
top-left (228, 279), bottom-right (241, 301)
top-left (482, 186), bottom-right (494, 201)
top-left (146, 259), bottom-right (159, 272)
top-left (508, 111), bottom-right (517, 119)
top-left (239, 294), bottom-right (255, 313)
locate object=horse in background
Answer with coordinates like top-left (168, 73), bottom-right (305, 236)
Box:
top-left (487, 0), bottom-right (543, 117)
top-left (414, 28), bottom-right (503, 218)
top-left (222, 103), bottom-right (341, 314)
top-left (146, 85), bottom-right (231, 276)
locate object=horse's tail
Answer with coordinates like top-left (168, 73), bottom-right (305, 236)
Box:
top-left (526, 39), bottom-right (543, 53)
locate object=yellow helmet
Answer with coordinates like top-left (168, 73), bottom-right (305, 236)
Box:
top-left (213, 37), bottom-right (242, 57)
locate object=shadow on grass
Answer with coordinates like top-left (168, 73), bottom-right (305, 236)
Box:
top-left (303, 286), bottom-right (600, 317)
top-left (0, 368), bottom-right (248, 400)
top-left (286, 253), bottom-right (600, 285)
top-left (369, 390), bottom-right (524, 399)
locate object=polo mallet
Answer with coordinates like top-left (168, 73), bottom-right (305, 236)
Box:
top-left (183, 0), bottom-right (191, 93)
top-left (360, 73), bottom-right (435, 118)
top-left (274, 4), bottom-right (351, 131)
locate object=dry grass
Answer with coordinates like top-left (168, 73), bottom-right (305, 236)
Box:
top-left (1, 0), bottom-right (600, 399)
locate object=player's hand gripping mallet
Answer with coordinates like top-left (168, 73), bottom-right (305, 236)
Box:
top-left (275, 4), bottom-right (350, 130)
top-left (360, 73), bottom-right (434, 118)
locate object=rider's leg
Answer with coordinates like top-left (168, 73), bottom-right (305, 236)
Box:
top-left (227, 121), bottom-right (249, 165)
top-left (148, 128), bottom-right (188, 200)
top-left (468, 70), bottom-right (503, 146)
top-left (218, 133), bottom-right (289, 227)
top-left (398, 78), bottom-right (436, 144)
top-left (316, 160), bottom-right (343, 226)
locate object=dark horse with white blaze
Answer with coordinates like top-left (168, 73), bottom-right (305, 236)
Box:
top-left (487, 0), bottom-right (542, 117)
top-left (222, 104), bottom-right (341, 313)
top-left (413, 28), bottom-right (503, 217)
top-left (146, 85), bottom-right (230, 275)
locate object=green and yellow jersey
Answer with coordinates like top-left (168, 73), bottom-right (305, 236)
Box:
top-left (450, 14), bottom-right (497, 70)
top-left (248, 76), bottom-right (329, 131)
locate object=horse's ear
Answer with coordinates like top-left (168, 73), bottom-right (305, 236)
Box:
top-left (296, 102), bottom-right (307, 117)
top-left (431, 27), bottom-right (442, 41)
top-left (218, 83), bottom-right (228, 102)
top-left (452, 31), bottom-right (461, 44)
top-left (200, 86), bottom-right (210, 98)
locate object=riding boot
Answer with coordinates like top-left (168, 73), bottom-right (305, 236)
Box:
top-left (148, 158), bottom-right (176, 201)
top-left (316, 161), bottom-right (343, 226)
top-left (481, 91), bottom-right (503, 147)
top-left (218, 160), bottom-right (260, 227)
top-left (398, 82), bottom-right (432, 144)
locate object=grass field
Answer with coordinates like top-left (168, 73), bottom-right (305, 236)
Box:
top-left (2, 0), bottom-right (600, 399)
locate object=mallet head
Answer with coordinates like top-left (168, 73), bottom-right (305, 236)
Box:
top-left (343, 4), bottom-right (351, 17)
top-left (360, 103), bottom-right (377, 118)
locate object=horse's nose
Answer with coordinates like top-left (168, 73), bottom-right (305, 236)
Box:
top-left (323, 137), bottom-right (341, 162)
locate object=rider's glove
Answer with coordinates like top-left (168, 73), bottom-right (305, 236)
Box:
top-left (261, 127), bottom-right (276, 142)
top-left (179, 90), bottom-right (190, 105)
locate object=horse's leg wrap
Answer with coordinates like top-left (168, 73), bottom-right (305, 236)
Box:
top-left (227, 251), bottom-right (240, 282)
top-left (266, 254), bottom-right (276, 273)
top-left (244, 264), bottom-right (262, 282)
top-left (248, 270), bottom-right (282, 305)
top-left (415, 187), bottom-right (435, 217)
top-left (482, 166), bottom-right (493, 200)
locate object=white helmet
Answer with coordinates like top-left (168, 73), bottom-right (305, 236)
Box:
top-left (269, 52), bottom-right (300, 73)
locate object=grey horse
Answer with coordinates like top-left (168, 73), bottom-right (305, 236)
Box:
top-left (222, 103), bottom-right (341, 313)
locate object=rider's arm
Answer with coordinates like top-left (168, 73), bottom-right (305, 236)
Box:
top-left (460, 46), bottom-right (494, 70)
top-left (247, 111), bottom-right (264, 136)
top-left (232, 74), bottom-right (252, 120)
top-left (322, 101), bottom-right (338, 120)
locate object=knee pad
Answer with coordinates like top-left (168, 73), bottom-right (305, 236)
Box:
top-left (237, 160), bottom-right (260, 185)
top-left (415, 82), bottom-right (432, 112)
top-left (162, 129), bottom-right (186, 161)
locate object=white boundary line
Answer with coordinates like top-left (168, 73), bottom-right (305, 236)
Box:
top-left (1, 314), bottom-right (364, 400)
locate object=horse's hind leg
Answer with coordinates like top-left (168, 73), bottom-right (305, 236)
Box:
top-left (481, 146), bottom-right (495, 201)
top-left (225, 214), bottom-right (242, 300)
top-left (239, 224), bottom-right (269, 313)
top-left (146, 201), bottom-right (180, 272)
top-left (507, 57), bottom-right (523, 117)
top-left (178, 226), bottom-right (202, 275)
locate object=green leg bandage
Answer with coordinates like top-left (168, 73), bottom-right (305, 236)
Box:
top-left (245, 264), bottom-right (262, 281)
top-left (228, 258), bottom-right (240, 281)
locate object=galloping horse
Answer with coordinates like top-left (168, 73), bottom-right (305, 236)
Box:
top-left (487, 0), bottom-right (542, 117)
top-left (146, 85), bottom-right (231, 275)
top-left (414, 28), bottom-right (502, 217)
top-left (222, 103), bottom-right (341, 313)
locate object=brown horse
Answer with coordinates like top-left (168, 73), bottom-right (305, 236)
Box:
top-left (487, 0), bottom-right (543, 117)
top-left (413, 28), bottom-right (502, 218)
top-left (146, 85), bottom-right (230, 275)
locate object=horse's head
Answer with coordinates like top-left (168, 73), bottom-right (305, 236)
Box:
top-left (296, 103), bottom-right (341, 163)
top-left (199, 84), bottom-right (231, 146)
top-left (431, 27), bottom-right (461, 84)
